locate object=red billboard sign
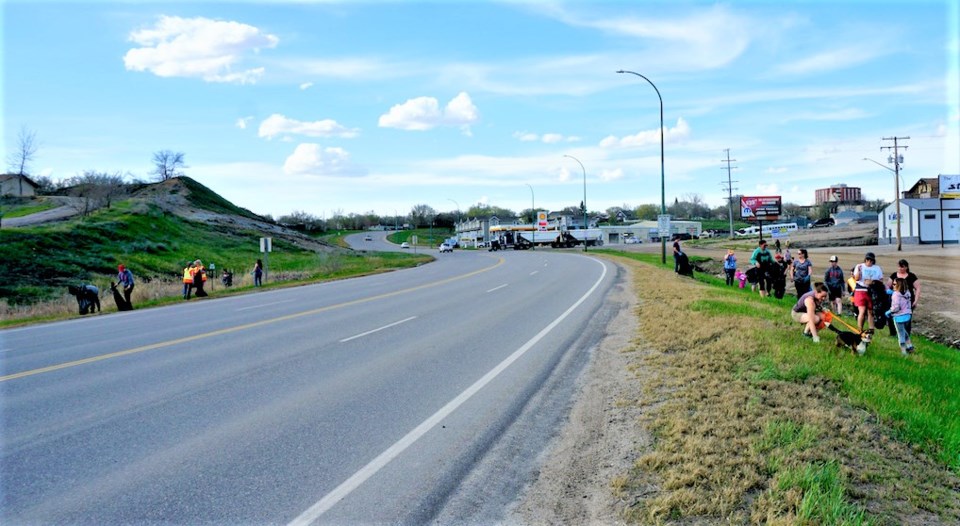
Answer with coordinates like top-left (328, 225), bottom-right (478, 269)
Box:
top-left (740, 196), bottom-right (782, 221)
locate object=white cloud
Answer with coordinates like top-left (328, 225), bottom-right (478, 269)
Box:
top-left (600, 118), bottom-right (691, 149)
top-left (766, 167), bottom-right (788, 174)
top-left (259, 114), bottom-right (359, 139)
top-left (513, 131), bottom-right (579, 143)
top-left (514, 132), bottom-right (539, 142)
top-left (282, 143), bottom-right (365, 177)
top-left (299, 82), bottom-right (313, 90)
top-left (124, 15), bottom-right (278, 84)
top-left (775, 46), bottom-right (881, 76)
top-left (756, 183), bottom-right (780, 194)
top-left (599, 168), bottom-right (624, 182)
top-left (235, 116), bottom-right (253, 130)
top-left (378, 92), bottom-right (479, 132)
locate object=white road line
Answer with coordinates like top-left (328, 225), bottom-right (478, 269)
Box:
top-left (339, 316), bottom-right (418, 343)
top-left (235, 300), bottom-right (293, 311)
top-left (486, 284), bottom-right (507, 293)
top-left (288, 258), bottom-right (608, 526)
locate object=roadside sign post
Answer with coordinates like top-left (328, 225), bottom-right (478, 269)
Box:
top-left (260, 237), bottom-right (272, 283)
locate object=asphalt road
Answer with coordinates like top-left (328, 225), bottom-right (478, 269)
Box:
top-left (0, 247), bottom-right (621, 524)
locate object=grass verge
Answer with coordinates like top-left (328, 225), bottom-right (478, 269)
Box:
top-left (597, 250), bottom-right (960, 524)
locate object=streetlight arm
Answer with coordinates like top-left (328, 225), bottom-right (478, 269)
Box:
top-left (617, 69), bottom-right (667, 264)
top-left (862, 158), bottom-right (895, 173)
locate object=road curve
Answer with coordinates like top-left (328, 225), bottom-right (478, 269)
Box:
top-left (0, 248), bottom-right (622, 524)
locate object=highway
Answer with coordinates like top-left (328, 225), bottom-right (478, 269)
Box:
top-left (0, 245), bottom-right (621, 524)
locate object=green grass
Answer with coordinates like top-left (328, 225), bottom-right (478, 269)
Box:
top-left (388, 228), bottom-right (453, 248)
top-left (1, 201), bottom-right (58, 218)
top-left (0, 201), bottom-right (429, 308)
top-left (601, 247), bottom-right (960, 474)
top-left (773, 462), bottom-right (869, 525)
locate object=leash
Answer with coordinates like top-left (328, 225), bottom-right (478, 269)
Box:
top-left (822, 310), bottom-right (865, 335)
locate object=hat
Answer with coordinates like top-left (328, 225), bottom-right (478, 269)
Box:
top-left (864, 252), bottom-right (876, 261)
top-left (118, 264), bottom-right (125, 271)
top-left (829, 255), bottom-right (838, 262)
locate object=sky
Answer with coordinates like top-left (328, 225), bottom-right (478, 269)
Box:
top-left (3, 0), bottom-right (959, 221)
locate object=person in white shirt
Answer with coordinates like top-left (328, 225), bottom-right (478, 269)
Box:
top-left (852, 252), bottom-right (883, 333)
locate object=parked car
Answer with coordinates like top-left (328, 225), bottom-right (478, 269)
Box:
top-left (809, 218), bottom-right (835, 228)
top-left (400, 242), bottom-right (410, 249)
top-left (438, 242), bottom-right (453, 253)
top-left (364, 235), bottom-right (373, 241)
top-left (623, 236), bottom-right (641, 244)
top-left (671, 233), bottom-right (693, 241)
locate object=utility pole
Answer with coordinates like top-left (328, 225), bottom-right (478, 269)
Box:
top-left (881, 136), bottom-right (909, 251)
top-left (720, 149), bottom-right (738, 238)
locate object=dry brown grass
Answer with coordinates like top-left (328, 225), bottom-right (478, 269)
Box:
top-left (609, 256), bottom-right (960, 525)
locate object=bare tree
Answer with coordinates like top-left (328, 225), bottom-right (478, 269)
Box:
top-left (6, 126), bottom-right (39, 195)
top-left (150, 150), bottom-right (187, 181)
top-left (64, 171), bottom-right (128, 216)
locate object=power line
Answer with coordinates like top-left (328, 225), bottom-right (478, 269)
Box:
top-left (721, 149), bottom-right (738, 237)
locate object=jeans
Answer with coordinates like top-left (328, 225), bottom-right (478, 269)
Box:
top-left (894, 320), bottom-right (911, 347)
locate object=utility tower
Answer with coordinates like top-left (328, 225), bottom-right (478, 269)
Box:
top-left (720, 149), bottom-right (738, 237)
top-left (880, 136), bottom-right (909, 251)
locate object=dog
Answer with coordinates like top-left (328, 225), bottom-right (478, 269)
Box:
top-left (110, 281), bottom-right (133, 311)
top-left (68, 284), bottom-right (101, 315)
top-left (827, 325), bottom-right (871, 355)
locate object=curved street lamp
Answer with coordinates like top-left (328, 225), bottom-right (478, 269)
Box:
top-left (563, 155), bottom-right (588, 252)
top-left (617, 69), bottom-right (666, 264)
top-left (863, 157), bottom-right (902, 251)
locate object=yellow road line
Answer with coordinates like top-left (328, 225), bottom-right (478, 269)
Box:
top-left (1, 257), bottom-right (504, 382)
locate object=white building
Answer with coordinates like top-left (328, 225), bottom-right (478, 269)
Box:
top-left (879, 199), bottom-right (960, 245)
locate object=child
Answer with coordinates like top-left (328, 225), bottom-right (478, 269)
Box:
top-left (723, 249), bottom-right (737, 286)
top-left (736, 269), bottom-right (747, 289)
top-left (886, 278), bottom-right (914, 355)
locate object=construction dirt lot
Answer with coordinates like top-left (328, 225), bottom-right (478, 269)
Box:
top-left (641, 223), bottom-right (960, 349)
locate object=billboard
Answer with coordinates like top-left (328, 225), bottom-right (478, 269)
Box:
top-left (941, 175), bottom-right (960, 199)
top-left (740, 196), bottom-right (782, 221)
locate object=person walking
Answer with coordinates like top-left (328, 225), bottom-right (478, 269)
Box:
top-left (886, 277), bottom-right (914, 354)
top-left (791, 282), bottom-right (830, 343)
top-left (117, 264), bottom-right (135, 307)
top-left (852, 252), bottom-right (883, 333)
top-left (790, 248), bottom-right (813, 297)
top-left (887, 259), bottom-right (920, 337)
top-left (254, 259), bottom-right (264, 287)
top-left (193, 260), bottom-right (208, 297)
top-left (823, 255), bottom-right (845, 315)
top-left (723, 249), bottom-right (737, 286)
top-left (182, 263), bottom-right (194, 299)
top-left (749, 239), bottom-right (775, 297)
top-left (770, 252), bottom-right (790, 299)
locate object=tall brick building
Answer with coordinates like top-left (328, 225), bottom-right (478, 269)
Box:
top-left (815, 184), bottom-right (861, 205)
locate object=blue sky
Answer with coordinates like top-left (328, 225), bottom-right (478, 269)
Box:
top-left (3, 0), bottom-right (959, 220)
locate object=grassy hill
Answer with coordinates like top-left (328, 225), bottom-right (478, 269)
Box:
top-left (0, 177), bottom-right (419, 308)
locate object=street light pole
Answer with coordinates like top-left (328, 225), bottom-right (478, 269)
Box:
top-left (525, 184), bottom-right (535, 251)
top-left (617, 69), bottom-right (666, 265)
top-left (563, 155), bottom-right (588, 252)
top-left (863, 157), bottom-right (904, 251)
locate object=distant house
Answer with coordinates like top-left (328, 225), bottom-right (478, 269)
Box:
top-left (902, 177), bottom-right (939, 199)
top-left (0, 174), bottom-right (39, 197)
